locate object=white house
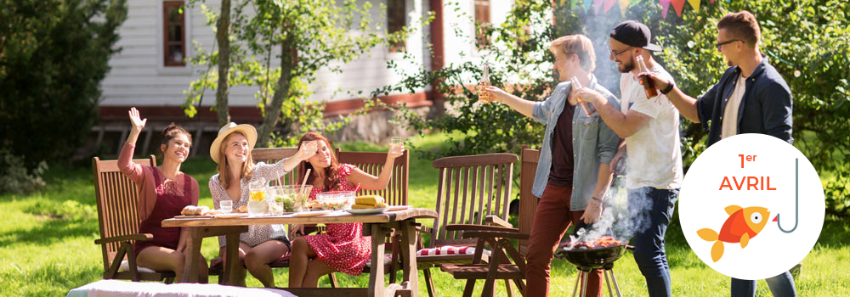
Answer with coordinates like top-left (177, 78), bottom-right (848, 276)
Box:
top-left (93, 0), bottom-right (514, 157)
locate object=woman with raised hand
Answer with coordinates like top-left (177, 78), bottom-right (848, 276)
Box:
top-left (288, 132), bottom-right (404, 288)
top-left (208, 123), bottom-right (318, 287)
top-left (118, 107), bottom-right (206, 283)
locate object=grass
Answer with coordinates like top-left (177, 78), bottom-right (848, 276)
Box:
top-left (1, 132), bottom-right (849, 296)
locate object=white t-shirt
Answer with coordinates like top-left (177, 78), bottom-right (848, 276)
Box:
top-left (619, 65), bottom-right (683, 190)
top-left (721, 74), bottom-right (748, 139)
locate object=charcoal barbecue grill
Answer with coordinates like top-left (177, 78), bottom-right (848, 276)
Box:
top-left (556, 243), bottom-right (628, 297)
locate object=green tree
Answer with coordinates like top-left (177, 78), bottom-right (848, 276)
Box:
top-left (185, 0), bottom-right (427, 146)
top-left (0, 0), bottom-right (128, 168)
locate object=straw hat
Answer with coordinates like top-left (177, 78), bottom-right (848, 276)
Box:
top-left (209, 122), bottom-right (258, 164)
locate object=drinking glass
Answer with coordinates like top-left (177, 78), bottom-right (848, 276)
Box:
top-left (390, 138), bottom-right (404, 155)
top-left (295, 185), bottom-right (313, 212)
top-left (220, 200), bottom-right (233, 214)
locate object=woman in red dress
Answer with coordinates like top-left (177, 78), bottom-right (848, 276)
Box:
top-left (118, 107), bottom-right (206, 283)
top-left (288, 132), bottom-right (404, 288)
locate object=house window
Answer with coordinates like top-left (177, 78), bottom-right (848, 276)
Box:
top-left (387, 0), bottom-right (406, 52)
top-left (474, 0), bottom-right (490, 48)
top-left (163, 1), bottom-right (186, 66)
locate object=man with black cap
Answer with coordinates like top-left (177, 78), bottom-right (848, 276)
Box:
top-left (576, 20), bottom-right (683, 297)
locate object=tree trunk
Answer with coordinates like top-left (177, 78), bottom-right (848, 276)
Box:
top-left (256, 38), bottom-right (297, 148)
top-left (215, 0), bottom-right (231, 128)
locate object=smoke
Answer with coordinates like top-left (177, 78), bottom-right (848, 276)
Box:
top-left (569, 177), bottom-right (655, 245)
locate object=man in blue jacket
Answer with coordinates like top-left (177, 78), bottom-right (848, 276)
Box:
top-left (641, 10), bottom-right (796, 297)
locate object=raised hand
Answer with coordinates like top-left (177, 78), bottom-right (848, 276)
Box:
top-left (128, 107), bottom-right (147, 132)
top-left (295, 141), bottom-right (318, 161)
top-left (639, 72), bottom-right (670, 90)
top-left (387, 142), bottom-right (405, 160)
top-left (483, 86), bottom-right (511, 104)
top-left (576, 88), bottom-right (604, 106)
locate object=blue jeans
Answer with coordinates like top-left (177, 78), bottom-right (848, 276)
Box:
top-left (628, 187), bottom-right (678, 297)
top-left (731, 271), bottom-right (797, 297)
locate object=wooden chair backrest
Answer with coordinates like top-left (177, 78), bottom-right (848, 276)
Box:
top-left (251, 148), bottom-right (300, 186)
top-left (93, 155), bottom-right (156, 271)
top-left (518, 148), bottom-right (540, 255)
top-left (335, 148), bottom-right (410, 206)
top-left (430, 153), bottom-right (518, 248)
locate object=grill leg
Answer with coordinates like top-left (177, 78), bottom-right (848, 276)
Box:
top-left (608, 269), bottom-right (623, 297)
top-left (604, 269), bottom-right (614, 297)
top-left (580, 269), bottom-right (589, 297)
top-left (572, 269), bottom-right (583, 297)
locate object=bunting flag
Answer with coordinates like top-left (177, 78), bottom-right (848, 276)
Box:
top-left (603, 0), bottom-right (618, 14)
top-left (671, 0), bottom-right (686, 17)
top-left (619, 0), bottom-right (631, 17)
top-left (584, 0), bottom-right (593, 13)
top-left (660, 0), bottom-right (672, 19)
top-left (568, 0), bottom-right (721, 18)
top-left (688, 0), bottom-right (700, 12)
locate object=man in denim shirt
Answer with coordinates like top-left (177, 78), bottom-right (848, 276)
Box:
top-left (485, 34), bottom-right (620, 297)
top-left (642, 11), bottom-right (796, 297)
top-left (577, 21), bottom-right (683, 297)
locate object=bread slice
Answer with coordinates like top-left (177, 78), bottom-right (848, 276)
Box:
top-left (355, 195), bottom-right (383, 206)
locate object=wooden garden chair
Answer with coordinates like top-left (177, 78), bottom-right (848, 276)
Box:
top-left (336, 148), bottom-right (411, 283)
top-left (440, 227), bottom-right (528, 297)
top-left (93, 155), bottom-right (175, 282)
top-left (517, 147), bottom-right (540, 256)
top-left (404, 153), bottom-right (519, 297)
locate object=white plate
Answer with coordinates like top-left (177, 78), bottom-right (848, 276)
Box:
top-left (346, 208), bottom-right (388, 215)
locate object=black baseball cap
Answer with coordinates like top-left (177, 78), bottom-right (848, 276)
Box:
top-left (609, 20), bottom-right (662, 52)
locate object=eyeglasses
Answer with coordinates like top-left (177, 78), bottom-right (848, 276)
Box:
top-left (715, 39), bottom-right (742, 50)
top-left (609, 47), bottom-right (632, 57)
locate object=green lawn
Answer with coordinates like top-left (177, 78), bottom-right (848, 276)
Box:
top-left (1, 132), bottom-right (848, 296)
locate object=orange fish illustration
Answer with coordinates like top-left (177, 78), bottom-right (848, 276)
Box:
top-left (697, 205), bottom-right (771, 262)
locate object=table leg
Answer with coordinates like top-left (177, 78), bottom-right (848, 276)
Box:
top-left (183, 227), bottom-right (202, 283)
top-left (368, 223), bottom-right (386, 297)
top-left (398, 221), bottom-right (419, 297)
top-left (224, 231), bottom-right (241, 286)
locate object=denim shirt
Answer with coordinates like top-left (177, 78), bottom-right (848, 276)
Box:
top-left (531, 76), bottom-right (621, 210)
top-left (697, 56), bottom-right (793, 147)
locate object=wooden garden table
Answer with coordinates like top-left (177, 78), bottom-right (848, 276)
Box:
top-left (162, 208), bottom-right (437, 297)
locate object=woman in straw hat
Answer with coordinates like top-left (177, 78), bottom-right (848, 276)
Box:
top-left (208, 122), bottom-right (318, 287)
top-left (118, 108), bottom-right (207, 283)
top-left (288, 132), bottom-right (404, 288)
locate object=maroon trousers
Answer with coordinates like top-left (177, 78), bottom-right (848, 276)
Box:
top-left (525, 183), bottom-right (603, 297)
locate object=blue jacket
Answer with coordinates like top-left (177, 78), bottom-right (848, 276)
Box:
top-left (696, 56), bottom-right (793, 146)
top-left (531, 76), bottom-right (621, 210)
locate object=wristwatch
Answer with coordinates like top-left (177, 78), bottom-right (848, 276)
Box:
top-left (660, 81), bottom-right (675, 95)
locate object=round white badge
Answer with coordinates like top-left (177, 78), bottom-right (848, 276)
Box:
top-left (679, 133), bottom-right (824, 280)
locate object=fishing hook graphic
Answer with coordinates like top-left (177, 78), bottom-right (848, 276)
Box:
top-left (777, 158), bottom-right (798, 233)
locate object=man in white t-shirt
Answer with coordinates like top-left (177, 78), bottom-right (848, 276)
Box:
top-left (576, 21), bottom-right (682, 297)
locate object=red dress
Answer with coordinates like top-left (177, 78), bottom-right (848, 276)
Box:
top-left (303, 164), bottom-right (371, 275)
top-left (134, 167), bottom-right (194, 256)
